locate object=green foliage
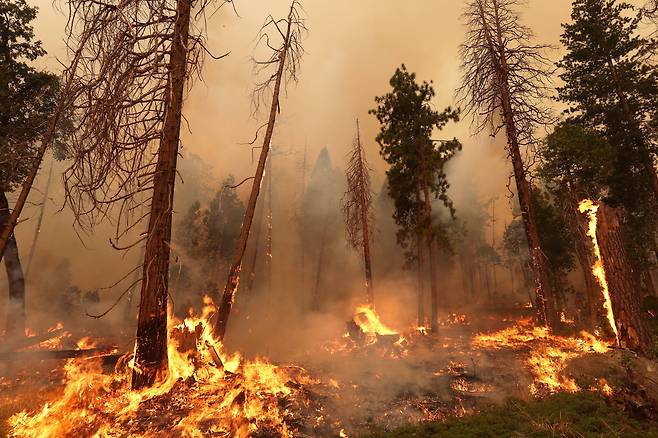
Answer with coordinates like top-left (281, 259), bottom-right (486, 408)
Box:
top-left (363, 392), bottom-right (658, 438)
top-left (557, 0), bottom-right (658, 269)
top-left (0, 0), bottom-right (61, 191)
top-left (369, 64), bottom-right (461, 259)
top-left (540, 123), bottom-right (616, 198)
top-left (503, 188), bottom-right (575, 280)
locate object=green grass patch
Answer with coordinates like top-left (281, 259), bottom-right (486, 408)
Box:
top-left (363, 392), bottom-right (658, 438)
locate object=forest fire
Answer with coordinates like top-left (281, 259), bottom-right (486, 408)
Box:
top-left (1, 0), bottom-right (658, 436)
top-left (578, 199), bottom-right (619, 344)
top-left (8, 298), bottom-right (329, 437)
top-left (473, 318), bottom-right (610, 396)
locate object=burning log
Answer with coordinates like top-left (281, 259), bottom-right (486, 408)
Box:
top-left (0, 328), bottom-right (65, 352)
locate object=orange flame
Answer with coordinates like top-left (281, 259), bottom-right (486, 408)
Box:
top-left (353, 306), bottom-right (397, 335)
top-left (578, 199), bottom-right (619, 344)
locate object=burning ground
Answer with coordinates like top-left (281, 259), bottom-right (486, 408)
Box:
top-left (3, 300), bottom-right (657, 437)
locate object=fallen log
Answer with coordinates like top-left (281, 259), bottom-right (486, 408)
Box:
top-left (0, 328), bottom-right (66, 352)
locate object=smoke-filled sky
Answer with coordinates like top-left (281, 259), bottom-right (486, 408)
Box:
top-left (4, 0), bottom-right (647, 314)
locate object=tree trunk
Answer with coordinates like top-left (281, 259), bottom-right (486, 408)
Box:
top-left (596, 204), bottom-right (652, 355)
top-left (213, 5), bottom-right (294, 340)
top-left (266, 154), bottom-right (273, 297)
top-left (311, 214), bottom-right (329, 312)
top-left (131, 0), bottom-right (191, 390)
top-left (0, 191), bottom-right (25, 339)
top-left (245, 196), bottom-right (265, 292)
top-left (415, 189), bottom-right (425, 326)
top-left (422, 176), bottom-right (439, 333)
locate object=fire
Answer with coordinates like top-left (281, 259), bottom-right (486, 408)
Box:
top-left (353, 306), bottom-right (397, 335)
top-left (473, 320), bottom-right (611, 395)
top-left (9, 296), bottom-right (324, 437)
top-left (578, 199), bottom-right (619, 344)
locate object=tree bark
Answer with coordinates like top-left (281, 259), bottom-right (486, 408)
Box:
top-left (132, 0), bottom-right (191, 390)
top-left (213, 5), bottom-right (295, 340)
top-left (596, 204), bottom-right (652, 355)
top-left (0, 191), bottom-right (25, 339)
top-left (422, 176), bottom-right (439, 333)
top-left (415, 189), bottom-right (425, 326)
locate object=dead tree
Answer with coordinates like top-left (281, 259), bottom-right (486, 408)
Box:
top-left (458, 0), bottom-right (559, 328)
top-left (266, 153), bottom-right (273, 296)
top-left (60, 0), bottom-right (231, 389)
top-left (213, 1), bottom-right (306, 340)
top-left (341, 119), bottom-right (375, 307)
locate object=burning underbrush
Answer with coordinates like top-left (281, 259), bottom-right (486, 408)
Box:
top-left (2, 299), bottom-right (652, 437)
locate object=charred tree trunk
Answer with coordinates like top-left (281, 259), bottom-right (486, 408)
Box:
top-left (213, 3), bottom-right (298, 341)
top-left (422, 176), bottom-right (439, 333)
top-left (132, 0), bottom-right (191, 390)
top-left (596, 204), bottom-right (653, 355)
top-left (266, 155), bottom-right (273, 297)
top-left (0, 191), bottom-right (25, 339)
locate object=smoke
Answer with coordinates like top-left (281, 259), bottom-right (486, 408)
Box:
top-left (1, 0), bottom-right (581, 402)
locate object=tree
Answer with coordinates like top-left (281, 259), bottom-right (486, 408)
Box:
top-left (539, 123), bottom-right (616, 327)
top-left (60, 0), bottom-right (233, 389)
top-left (370, 64), bottom-right (461, 333)
top-left (558, 0), bottom-right (658, 272)
top-left (341, 120), bottom-right (375, 306)
top-left (0, 0), bottom-right (61, 338)
top-left (213, 1), bottom-right (306, 340)
top-left (458, 0), bottom-right (560, 328)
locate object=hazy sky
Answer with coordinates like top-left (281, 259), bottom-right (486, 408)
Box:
top-left (14, 0), bottom-right (644, 295)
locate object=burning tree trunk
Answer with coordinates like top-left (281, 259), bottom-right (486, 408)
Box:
top-left (131, 0), bottom-right (192, 389)
top-left (459, 0), bottom-right (559, 328)
top-left (341, 119), bottom-right (375, 306)
top-left (579, 200), bottom-right (652, 355)
top-left (213, 1), bottom-right (305, 340)
top-left (568, 193), bottom-right (600, 328)
top-left (0, 191), bottom-right (25, 338)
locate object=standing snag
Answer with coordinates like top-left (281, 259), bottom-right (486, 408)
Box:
top-left (213, 0), bottom-right (306, 340)
top-left (341, 119), bottom-right (375, 307)
top-left (458, 0), bottom-right (559, 328)
top-left (59, 0), bottom-right (231, 389)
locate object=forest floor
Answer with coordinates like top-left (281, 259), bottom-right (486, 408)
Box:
top-left (1, 306), bottom-right (658, 437)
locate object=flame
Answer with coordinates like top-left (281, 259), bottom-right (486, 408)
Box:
top-left (353, 306), bottom-right (397, 335)
top-left (578, 199), bottom-right (619, 344)
top-left (474, 321), bottom-right (610, 395)
top-left (9, 296), bottom-right (320, 437)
